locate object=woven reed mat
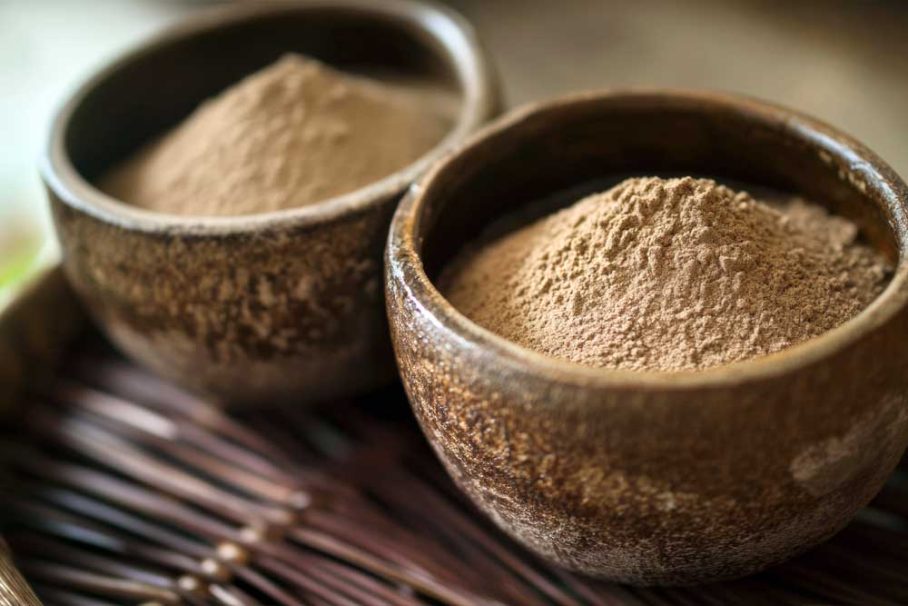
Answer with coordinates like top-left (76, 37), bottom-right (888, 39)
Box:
top-left (2, 342), bottom-right (907, 605)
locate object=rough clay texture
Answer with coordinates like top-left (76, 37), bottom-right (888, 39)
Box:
top-left (387, 170), bottom-right (908, 582)
top-left (442, 177), bottom-right (891, 371)
top-left (102, 54), bottom-right (449, 216)
top-left (389, 216), bottom-right (908, 582)
top-left (51, 183), bottom-right (395, 405)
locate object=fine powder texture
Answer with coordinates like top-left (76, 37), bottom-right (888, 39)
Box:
top-left (101, 54), bottom-right (450, 216)
top-left (441, 177), bottom-right (891, 371)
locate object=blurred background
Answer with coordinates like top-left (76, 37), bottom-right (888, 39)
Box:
top-left (2, 0), bottom-right (907, 304)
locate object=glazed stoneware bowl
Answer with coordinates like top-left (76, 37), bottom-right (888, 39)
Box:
top-left (44, 0), bottom-right (497, 405)
top-left (386, 91), bottom-right (908, 584)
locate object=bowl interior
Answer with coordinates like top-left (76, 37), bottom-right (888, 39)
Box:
top-left (417, 93), bottom-right (904, 282)
top-left (64, 3), bottom-right (462, 187)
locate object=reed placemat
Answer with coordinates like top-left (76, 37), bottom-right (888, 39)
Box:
top-left (2, 340), bottom-right (907, 605)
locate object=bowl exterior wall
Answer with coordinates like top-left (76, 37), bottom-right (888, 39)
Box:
top-left (387, 270), bottom-right (908, 583)
top-left (51, 190), bottom-right (395, 405)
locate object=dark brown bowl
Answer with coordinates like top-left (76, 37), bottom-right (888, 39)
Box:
top-left (42, 0), bottom-right (498, 405)
top-left (386, 91), bottom-right (908, 584)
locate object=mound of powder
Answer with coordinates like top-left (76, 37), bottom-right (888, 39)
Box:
top-left (441, 177), bottom-right (891, 371)
top-left (101, 54), bottom-right (450, 216)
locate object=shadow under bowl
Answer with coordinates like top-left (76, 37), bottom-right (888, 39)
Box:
top-left (43, 0), bottom-right (498, 405)
top-left (386, 90), bottom-right (908, 584)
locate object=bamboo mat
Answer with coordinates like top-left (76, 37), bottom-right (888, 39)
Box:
top-left (2, 337), bottom-right (907, 606)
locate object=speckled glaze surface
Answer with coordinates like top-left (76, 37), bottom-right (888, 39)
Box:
top-left (386, 91), bottom-right (908, 584)
top-left (43, 0), bottom-right (497, 405)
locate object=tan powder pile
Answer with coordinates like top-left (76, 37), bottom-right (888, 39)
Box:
top-left (441, 177), bottom-right (891, 371)
top-left (102, 54), bottom-right (450, 216)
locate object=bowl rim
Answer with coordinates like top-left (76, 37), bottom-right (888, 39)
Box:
top-left (388, 89), bottom-right (908, 390)
top-left (41, 0), bottom-right (497, 236)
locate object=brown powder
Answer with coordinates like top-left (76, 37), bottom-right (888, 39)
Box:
top-left (101, 54), bottom-right (450, 216)
top-left (441, 177), bottom-right (891, 371)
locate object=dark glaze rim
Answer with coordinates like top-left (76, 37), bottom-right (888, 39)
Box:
top-left (388, 90), bottom-right (908, 389)
top-left (42, 0), bottom-right (496, 235)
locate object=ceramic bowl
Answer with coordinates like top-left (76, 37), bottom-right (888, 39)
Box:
top-left (385, 91), bottom-right (908, 584)
top-left (43, 0), bottom-right (497, 405)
